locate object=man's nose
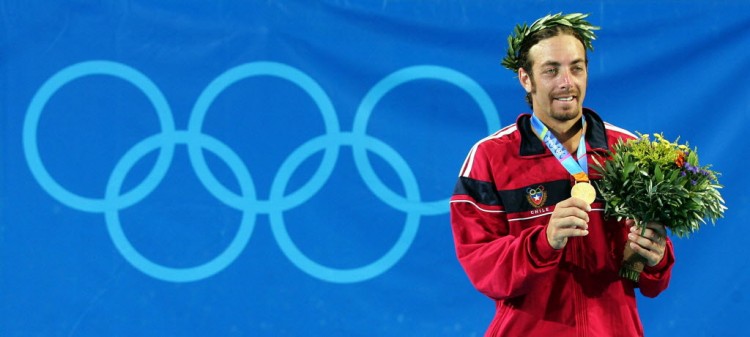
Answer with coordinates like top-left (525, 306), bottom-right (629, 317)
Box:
top-left (559, 70), bottom-right (573, 90)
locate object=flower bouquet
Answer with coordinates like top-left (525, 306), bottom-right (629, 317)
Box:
top-left (593, 133), bottom-right (727, 282)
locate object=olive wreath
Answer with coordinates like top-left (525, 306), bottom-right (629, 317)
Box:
top-left (501, 13), bottom-right (600, 72)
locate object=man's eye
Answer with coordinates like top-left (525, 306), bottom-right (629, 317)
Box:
top-left (543, 68), bottom-right (557, 75)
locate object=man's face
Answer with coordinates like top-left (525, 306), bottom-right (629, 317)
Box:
top-left (519, 34), bottom-right (588, 123)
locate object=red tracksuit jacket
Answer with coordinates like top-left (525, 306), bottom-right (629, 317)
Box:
top-left (450, 109), bottom-right (674, 337)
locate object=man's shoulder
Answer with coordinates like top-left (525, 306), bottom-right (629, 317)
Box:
top-left (472, 123), bottom-right (521, 150)
top-left (584, 108), bottom-right (637, 143)
top-left (457, 122), bottom-right (522, 180)
top-left (602, 121), bottom-right (637, 140)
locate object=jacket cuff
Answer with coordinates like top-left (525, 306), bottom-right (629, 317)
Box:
top-left (528, 226), bottom-right (563, 267)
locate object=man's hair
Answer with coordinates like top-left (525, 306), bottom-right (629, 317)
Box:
top-left (518, 25), bottom-right (588, 108)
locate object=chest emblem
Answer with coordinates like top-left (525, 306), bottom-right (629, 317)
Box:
top-left (526, 185), bottom-right (547, 208)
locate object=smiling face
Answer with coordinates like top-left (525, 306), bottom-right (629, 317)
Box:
top-left (518, 34), bottom-right (588, 125)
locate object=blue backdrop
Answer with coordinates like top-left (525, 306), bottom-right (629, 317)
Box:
top-left (2, 1), bottom-right (749, 336)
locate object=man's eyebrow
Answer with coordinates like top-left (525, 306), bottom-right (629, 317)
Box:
top-left (571, 58), bottom-right (586, 65)
top-left (539, 59), bottom-right (587, 68)
top-left (540, 61), bottom-right (561, 68)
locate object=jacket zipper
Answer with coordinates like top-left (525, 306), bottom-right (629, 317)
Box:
top-left (572, 237), bottom-right (589, 337)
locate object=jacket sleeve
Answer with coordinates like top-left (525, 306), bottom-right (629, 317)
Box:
top-left (637, 238), bottom-right (675, 297)
top-left (449, 146), bottom-right (563, 300)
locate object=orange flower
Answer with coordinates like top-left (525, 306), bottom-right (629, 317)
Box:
top-left (675, 151), bottom-right (685, 167)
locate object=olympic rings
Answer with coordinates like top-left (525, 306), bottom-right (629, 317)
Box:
top-left (23, 60), bottom-right (499, 283)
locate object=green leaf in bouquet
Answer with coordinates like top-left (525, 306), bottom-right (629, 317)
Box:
top-left (654, 165), bottom-right (664, 182)
top-left (623, 161), bottom-right (635, 179)
top-left (688, 147), bottom-right (699, 166)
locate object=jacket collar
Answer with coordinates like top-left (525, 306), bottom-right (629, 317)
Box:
top-left (517, 108), bottom-right (609, 156)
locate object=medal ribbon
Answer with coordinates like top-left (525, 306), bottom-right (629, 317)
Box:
top-left (530, 114), bottom-right (589, 182)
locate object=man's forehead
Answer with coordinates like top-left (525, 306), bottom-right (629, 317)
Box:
top-left (528, 35), bottom-right (587, 66)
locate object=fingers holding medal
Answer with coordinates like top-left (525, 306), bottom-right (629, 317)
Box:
top-left (571, 182), bottom-right (596, 205)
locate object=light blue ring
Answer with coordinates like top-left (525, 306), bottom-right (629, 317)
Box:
top-left (187, 61), bottom-right (340, 212)
top-left (105, 131), bottom-right (257, 282)
top-left (269, 132), bottom-right (420, 283)
top-left (23, 60), bottom-right (176, 213)
top-left (352, 65), bottom-right (499, 215)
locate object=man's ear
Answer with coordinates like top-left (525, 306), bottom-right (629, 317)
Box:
top-left (518, 67), bottom-right (533, 93)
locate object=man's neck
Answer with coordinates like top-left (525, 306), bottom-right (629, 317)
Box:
top-left (535, 113), bottom-right (584, 153)
top-left (557, 124), bottom-right (584, 154)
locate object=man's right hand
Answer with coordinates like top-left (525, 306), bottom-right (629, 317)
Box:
top-left (546, 197), bottom-right (591, 249)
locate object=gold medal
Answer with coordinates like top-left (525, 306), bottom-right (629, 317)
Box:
top-left (571, 182), bottom-right (596, 204)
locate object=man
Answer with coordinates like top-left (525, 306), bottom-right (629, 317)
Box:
top-left (450, 13), bottom-right (674, 336)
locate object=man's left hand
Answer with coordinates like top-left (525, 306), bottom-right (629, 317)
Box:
top-left (626, 219), bottom-right (667, 267)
